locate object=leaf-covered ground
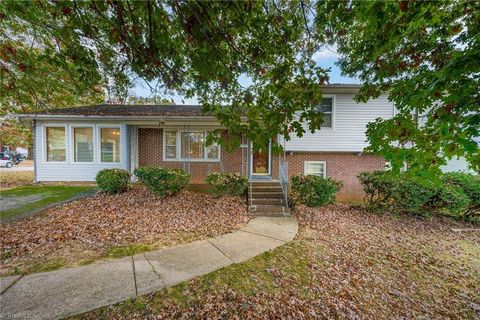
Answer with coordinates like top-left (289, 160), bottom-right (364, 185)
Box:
top-left (0, 171), bottom-right (34, 189)
top-left (73, 204), bottom-right (480, 319)
top-left (0, 186), bottom-right (249, 276)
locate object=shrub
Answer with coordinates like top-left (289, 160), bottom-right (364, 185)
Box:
top-left (134, 166), bottom-right (190, 197)
top-left (429, 185), bottom-right (470, 215)
top-left (441, 172), bottom-right (480, 217)
top-left (358, 171), bottom-right (479, 221)
top-left (357, 171), bottom-right (397, 212)
top-left (205, 172), bottom-right (248, 196)
top-left (95, 169), bottom-right (131, 194)
top-left (290, 174), bottom-right (343, 207)
top-left (359, 171), bottom-right (441, 216)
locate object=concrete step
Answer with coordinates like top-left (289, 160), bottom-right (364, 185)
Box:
top-left (251, 186), bottom-right (283, 193)
top-left (253, 205), bottom-right (289, 213)
top-left (251, 198), bottom-right (286, 206)
top-left (250, 192), bottom-right (284, 198)
top-left (250, 181), bottom-right (281, 187)
top-left (248, 212), bottom-right (291, 218)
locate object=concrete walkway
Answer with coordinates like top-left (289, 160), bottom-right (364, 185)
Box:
top-left (0, 217), bottom-right (297, 320)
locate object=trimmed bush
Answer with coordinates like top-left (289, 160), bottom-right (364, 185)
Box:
top-left (358, 171), bottom-right (479, 221)
top-left (95, 169), bottom-right (131, 194)
top-left (134, 166), bottom-right (190, 197)
top-left (441, 172), bottom-right (480, 217)
top-left (290, 174), bottom-right (343, 207)
top-left (205, 172), bottom-right (248, 196)
top-left (429, 185), bottom-right (470, 215)
top-left (357, 171), bottom-right (397, 212)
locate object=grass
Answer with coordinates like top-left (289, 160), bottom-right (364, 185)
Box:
top-left (72, 241), bottom-right (313, 319)
top-left (0, 185), bottom-right (94, 220)
top-left (105, 244), bottom-right (151, 259)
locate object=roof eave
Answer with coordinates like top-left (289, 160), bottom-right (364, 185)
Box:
top-left (9, 114), bottom-right (219, 120)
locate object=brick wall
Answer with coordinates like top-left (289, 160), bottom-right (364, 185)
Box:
top-left (137, 128), bottom-right (244, 183)
top-left (137, 128), bottom-right (384, 200)
top-left (284, 152), bottom-right (385, 201)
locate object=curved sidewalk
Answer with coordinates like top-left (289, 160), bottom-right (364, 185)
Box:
top-left (0, 216), bottom-right (298, 320)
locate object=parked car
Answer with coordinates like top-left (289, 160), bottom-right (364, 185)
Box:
top-left (1, 152), bottom-right (22, 165)
top-left (0, 159), bottom-right (14, 168)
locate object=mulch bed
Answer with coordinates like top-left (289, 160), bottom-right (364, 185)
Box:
top-left (0, 186), bottom-right (248, 274)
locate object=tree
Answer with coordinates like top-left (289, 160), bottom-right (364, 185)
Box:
top-left (316, 0), bottom-right (479, 173)
top-left (126, 95), bottom-right (174, 105)
top-left (0, 0), bottom-right (478, 173)
top-left (0, 0), bottom-right (327, 154)
top-left (0, 4), bottom-right (105, 148)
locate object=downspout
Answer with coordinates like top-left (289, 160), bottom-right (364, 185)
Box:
top-left (32, 119), bottom-right (38, 183)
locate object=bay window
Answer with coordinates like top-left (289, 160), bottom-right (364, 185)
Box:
top-left (46, 127), bottom-right (66, 162)
top-left (164, 130), bottom-right (220, 161)
top-left (73, 127), bottom-right (94, 162)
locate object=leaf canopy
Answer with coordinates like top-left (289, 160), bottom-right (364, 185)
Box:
top-left (0, 0), bottom-right (478, 173)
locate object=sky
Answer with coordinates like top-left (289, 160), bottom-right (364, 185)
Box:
top-left (131, 45), bottom-right (359, 104)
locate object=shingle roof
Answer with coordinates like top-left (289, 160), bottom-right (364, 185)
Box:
top-left (33, 104), bottom-right (206, 117)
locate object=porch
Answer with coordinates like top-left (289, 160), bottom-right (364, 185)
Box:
top-left (132, 125), bottom-right (290, 216)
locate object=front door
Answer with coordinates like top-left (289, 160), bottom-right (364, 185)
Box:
top-left (251, 142), bottom-right (271, 176)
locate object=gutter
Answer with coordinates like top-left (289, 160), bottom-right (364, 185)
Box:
top-left (9, 114), bottom-right (221, 121)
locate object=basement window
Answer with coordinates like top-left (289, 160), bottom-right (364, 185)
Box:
top-left (304, 161), bottom-right (326, 178)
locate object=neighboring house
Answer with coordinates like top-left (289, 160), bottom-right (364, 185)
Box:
top-left (15, 84), bottom-right (471, 202)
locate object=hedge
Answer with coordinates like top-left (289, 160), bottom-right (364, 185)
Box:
top-left (290, 174), bottom-right (343, 207)
top-left (205, 172), bottom-right (248, 196)
top-left (358, 171), bottom-right (479, 222)
top-left (134, 166), bottom-right (190, 197)
top-left (95, 169), bottom-right (131, 194)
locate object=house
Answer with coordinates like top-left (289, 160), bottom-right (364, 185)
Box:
top-left (15, 84), bottom-right (398, 204)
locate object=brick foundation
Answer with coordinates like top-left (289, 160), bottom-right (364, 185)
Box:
top-left (284, 152), bottom-right (384, 201)
top-left (137, 128), bottom-right (384, 200)
top-left (137, 128), bottom-right (245, 183)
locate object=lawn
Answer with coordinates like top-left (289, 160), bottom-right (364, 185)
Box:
top-left (73, 204), bottom-right (480, 319)
top-left (0, 185), bottom-right (249, 277)
top-left (0, 185), bottom-right (94, 221)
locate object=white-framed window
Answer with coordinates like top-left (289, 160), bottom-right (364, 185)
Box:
top-left (316, 96), bottom-right (335, 128)
top-left (304, 161), bottom-right (326, 178)
top-left (164, 130), bottom-right (177, 159)
top-left (72, 126), bottom-right (94, 162)
top-left (45, 126), bottom-right (67, 162)
top-left (43, 124), bottom-right (122, 164)
top-left (163, 129), bottom-right (220, 162)
top-left (99, 127), bottom-right (121, 163)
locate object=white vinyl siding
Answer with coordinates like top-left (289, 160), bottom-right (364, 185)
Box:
top-left (35, 122), bottom-right (128, 181)
top-left (283, 93), bottom-right (394, 152)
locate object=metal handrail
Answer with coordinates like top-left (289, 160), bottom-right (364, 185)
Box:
top-left (279, 159), bottom-right (289, 208)
top-left (248, 179), bottom-right (255, 211)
